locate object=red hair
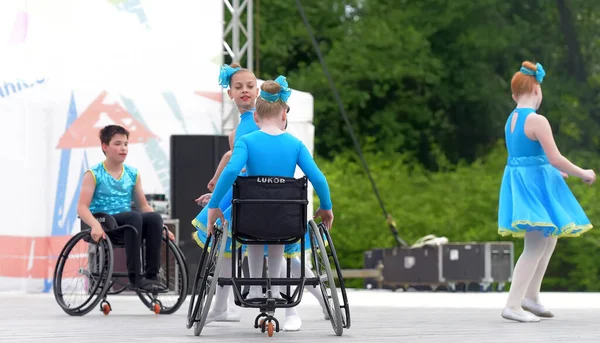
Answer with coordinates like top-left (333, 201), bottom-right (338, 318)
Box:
top-left (511, 61), bottom-right (539, 97)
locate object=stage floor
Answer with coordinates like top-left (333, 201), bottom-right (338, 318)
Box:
top-left (1, 290), bottom-right (599, 342)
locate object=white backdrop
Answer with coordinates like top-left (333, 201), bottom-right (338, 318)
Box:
top-left (0, 0), bottom-right (315, 292)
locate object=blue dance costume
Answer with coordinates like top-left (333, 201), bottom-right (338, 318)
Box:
top-left (207, 130), bottom-right (332, 253)
top-left (89, 162), bottom-right (138, 215)
top-left (191, 109), bottom-right (259, 257)
top-left (497, 107), bottom-right (592, 238)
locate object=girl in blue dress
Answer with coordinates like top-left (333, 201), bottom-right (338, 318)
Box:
top-left (498, 61), bottom-right (595, 322)
top-left (191, 62), bottom-right (259, 323)
top-left (207, 75), bottom-right (335, 331)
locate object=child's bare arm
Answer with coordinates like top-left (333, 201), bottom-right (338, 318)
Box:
top-left (133, 173), bottom-right (153, 213)
top-left (208, 129), bottom-right (238, 191)
top-left (77, 171), bottom-right (105, 241)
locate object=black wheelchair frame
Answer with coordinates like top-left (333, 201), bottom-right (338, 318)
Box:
top-left (186, 176), bottom-right (350, 337)
top-left (52, 212), bottom-right (189, 316)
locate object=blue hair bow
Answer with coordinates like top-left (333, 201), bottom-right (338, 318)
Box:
top-left (218, 64), bottom-right (241, 88)
top-left (520, 62), bottom-right (545, 84)
top-left (260, 75), bottom-right (292, 103)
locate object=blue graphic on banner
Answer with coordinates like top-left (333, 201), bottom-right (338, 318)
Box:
top-left (0, 78), bottom-right (45, 98)
top-left (44, 92), bottom-right (89, 292)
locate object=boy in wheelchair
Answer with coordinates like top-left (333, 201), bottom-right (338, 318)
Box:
top-left (77, 125), bottom-right (174, 292)
top-left (206, 75), bottom-right (334, 308)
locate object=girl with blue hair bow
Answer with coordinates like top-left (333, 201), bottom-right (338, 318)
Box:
top-left (192, 61), bottom-right (260, 324)
top-left (207, 76), bottom-right (334, 331)
top-left (498, 60), bottom-right (595, 322)
top-left (193, 67), bottom-right (329, 329)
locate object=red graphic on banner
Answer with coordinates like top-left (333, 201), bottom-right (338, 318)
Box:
top-left (195, 91), bottom-right (222, 103)
top-left (56, 91), bottom-right (158, 149)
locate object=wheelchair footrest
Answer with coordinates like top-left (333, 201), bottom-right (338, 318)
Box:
top-left (136, 284), bottom-right (169, 294)
top-left (243, 296), bottom-right (287, 306)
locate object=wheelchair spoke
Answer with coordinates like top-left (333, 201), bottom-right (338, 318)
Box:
top-left (309, 220), bottom-right (344, 336)
top-left (187, 227), bottom-right (226, 336)
top-left (53, 232), bottom-right (114, 316)
top-left (137, 238), bottom-right (188, 315)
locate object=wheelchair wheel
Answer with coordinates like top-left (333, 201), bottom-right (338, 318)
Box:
top-left (186, 225), bottom-right (227, 336)
top-left (308, 220), bottom-right (344, 336)
top-left (137, 237), bottom-right (189, 314)
top-left (53, 231), bottom-right (114, 316)
top-left (317, 223), bottom-right (351, 329)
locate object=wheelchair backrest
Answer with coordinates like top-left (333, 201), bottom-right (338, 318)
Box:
top-left (231, 176), bottom-right (308, 241)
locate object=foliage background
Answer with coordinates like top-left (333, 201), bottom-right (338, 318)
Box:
top-left (236, 0), bottom-right (600, 290)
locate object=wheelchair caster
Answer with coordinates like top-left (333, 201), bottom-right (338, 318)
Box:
top-left (100, 301), bottom-right (111, 315)
top-left (151, 300), bottom-right (162, 314)
top-left (258, 317), bottom-right (279, 337)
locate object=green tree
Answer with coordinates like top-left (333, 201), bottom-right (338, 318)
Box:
top-left (234, 0), bottom-right (600, 291)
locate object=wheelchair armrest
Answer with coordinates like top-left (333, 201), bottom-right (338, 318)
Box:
top-left (108, 224), bottom-right (139, 238)
top-left (79, 213), bottom-right (139, 239)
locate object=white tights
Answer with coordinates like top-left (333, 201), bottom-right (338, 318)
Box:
top-left (505, 230), bottom-right (558, 311)
top-left (247, 245), bottom-right (285, 298)
top-left (212, 252), bottom-right (328, 318)
top-left (280, 256), bottom-right (328, 317)
top-left (211, 257), bottom-right (232, 313)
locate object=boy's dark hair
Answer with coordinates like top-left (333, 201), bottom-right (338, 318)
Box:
top-left (99, 125), bottom-right (129, 146)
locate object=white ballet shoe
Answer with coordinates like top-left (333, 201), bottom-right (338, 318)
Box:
top-left (501, 308), bottom-right (541, 323)
top-left (283, 314), bottom-right (302, 331)
top-left (522, 298), bottom-right (554, 318)
top-left (205, 309), bottom-right (227, 324)
top-left (206, 308), bottom-right (242, 323)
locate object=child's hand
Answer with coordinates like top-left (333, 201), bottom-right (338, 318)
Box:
top-left (560, 171), bottom-right (569, 179)
top-left (582, 169), bottom-right (596, 185)
top-left (207, 178), bottom-right (217, 192)
top-left (91, 223), bottom-right (106, 242)
top-left (207, 208), bottom-right (225, 236)
top-left (314, 208), bottom-right (334, 230)
top-left (162, 227), bottom-right (175, 241)
top-left (195, 193), bottom-right (212, 207)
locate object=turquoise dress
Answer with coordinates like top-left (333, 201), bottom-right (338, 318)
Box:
top-left (192, 110), bottom-right (323, 258)
top-left (207, 131), bottom-right (333, 259)
top-left (191, 110), bottom-right (258, 257)
top-left (497, 107), bottom-right (592, 238)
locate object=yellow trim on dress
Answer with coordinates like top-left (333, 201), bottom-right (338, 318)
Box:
top-left (103, 161), bottom-right (125, 180)
top-left (192, 230), bottom-right (307, 259)
top-left (191, 230), bottom-right (236, 258)
top-left (87, 170), bottom-right (97, 185)
top-left (283, 251), bottom-right (302, 259)
top-left (191, 219), bottom-right (314, 259)
top-left (498, 220), bottom-right (593, 238)
top-left (192, 218), bottom-right (234, 239)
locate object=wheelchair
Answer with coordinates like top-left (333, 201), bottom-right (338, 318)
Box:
top-left (186, 176), bottom-right (351, 337)
top-left (52, 212), bottom-right (189, 316)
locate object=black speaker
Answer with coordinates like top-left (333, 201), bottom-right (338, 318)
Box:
top-left (170, 134), bottom-right (229, 292)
